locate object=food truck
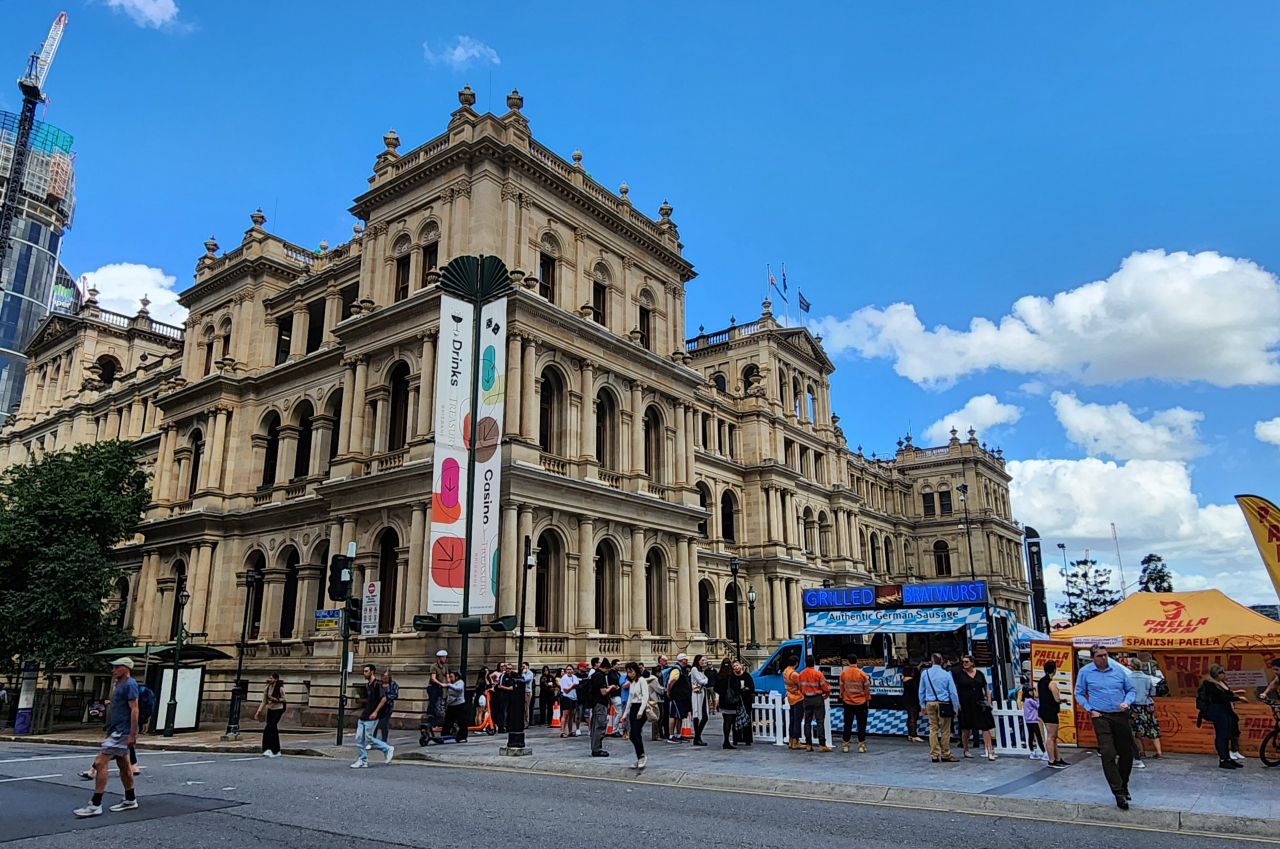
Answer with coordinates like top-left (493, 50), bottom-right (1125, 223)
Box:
top-left (753, 579), bottom-right (1023, 736)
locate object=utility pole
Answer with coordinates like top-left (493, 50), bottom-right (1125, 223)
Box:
top-left (336, 541), bottom-right (355, 746)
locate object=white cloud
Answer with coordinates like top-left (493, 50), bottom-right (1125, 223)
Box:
top-left (423, 36), bottom-right (500, 71)
top-left (1019, 381), bottom-right (1046, 396)
top-left (811, 250), bottom-right (1280, 388)
top-left (81, 263), bottom-right (187, 325)
top-left (1009, 457), bottom-right (1277, 604)
top-left (922, 394), bottom-right (1021, 445)
top-left (106, 0), bottom-right (179, 28)
top-left (1256, 417), bottom-right (1280, 448)
top-left (1051, 392), bottom-right (1204, 461)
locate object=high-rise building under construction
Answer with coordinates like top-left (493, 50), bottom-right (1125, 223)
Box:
top-left (0, 108), bottom-right (77, 420)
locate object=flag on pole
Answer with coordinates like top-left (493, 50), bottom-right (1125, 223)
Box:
top-left (768, 264), bottom-right (786, 302)
top-left (798, 290), bottom-right (811, 314)
top-left (781, 263), bottom-right (789, 296)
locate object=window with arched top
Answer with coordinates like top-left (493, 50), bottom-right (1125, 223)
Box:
top-left (921, 485), bottom-right (936, 518)
top-left (245, 552), bottom-right (265, 639)
top-left (202, 327), bottom-right (216, 377)
top-left (712, 373), bottom-right (727, 394)
top-left (539, 368), bottom-right (566, 455)
top-left (261, 413), bottom-right (281, 488)
top-left (96, 355), bottom-right (121, 386)
top-left (645, 548), bottom-right (666, 635)
top-left (643, 406), bottom-right (663, 482)
top-left (934, 540), bottom-right (952, 577)
top-left (807, 387), bottom-right (816, 422)
top-left (792, 379), bottom-right (801, 417)
top-left (387, 362), bottom-right (411, 451)
top-left (538, 234), bottom-right (559, 303)
top-left (742, 363), bottom-right (760, 392)
top-left (869, 531), bottom-right (880, 572)
top-left (279, 547), bottom-right (300, 639)
top-left (535, 530), bottom-right (563, 632)
top-left (696, 482), bottom-right (712, 537)
top-left (698, 579), bottom-right (714, 636)
top-left (594, 540), bottom-right (619, 633)
top-left (377, 528), bottom-right (400, 634)
top-left (595, 388), bottom-right (619, 471)
top-left (187, 429), bottom-right (204, 498)
top-left (720, 490), bottom-right (738, 542)
top-left (293, 401), bottom-right (314, 479)
top-left (884, 536), bottom-right (894, 575)
top-left (421, 222), bottom-right (440, 284)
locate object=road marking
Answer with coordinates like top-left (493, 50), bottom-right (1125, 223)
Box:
top-left (0, 754), bottom-right (96, 764)
top-left (0, 773), bottom-right (62, 782)
top-left (229, 756), bottom-right (264, 761)
top-left (162, 760), bottom-right (216, 767)
top-left (410, 760), bottom-right (1280, 845)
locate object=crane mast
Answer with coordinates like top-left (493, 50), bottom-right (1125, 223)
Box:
top-left (0, 12), bottom-right (69, 283)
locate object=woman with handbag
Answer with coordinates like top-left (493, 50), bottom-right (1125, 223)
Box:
top-left (714, 658), bottom-right (743, 749)
top-left (953, 655), bottom-right (997, 760)
top-left (625, 663), bottom-right (651, 769)
top-left (733, 661), bottom-right (755, 745)
top-left (689, 655), bottom-right (710, 746)
top-left (253, 673), bottom-right (286, 757)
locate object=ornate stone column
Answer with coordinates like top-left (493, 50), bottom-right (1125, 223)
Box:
top-left (505, 331), bottom-right (522, 437)
top-left (630, 381), bottom-right (644, 476)
top-left (259, 567), bottom-right (287, 640)
top-left (770, 577), bottom-right (786, 640)
top-left (579, 359), bottom-right (596, 461)
top-left (676, 535), bottom-right (691, 634)
top-left (684, 406), bottom-right (696, 483)
top-left (323, 281), bottom-right (341, 345)
top-left (289, 297), bottom-right (309, 359)
top-left (577, 516), bottom-right (595, 632)
top-left (337, 359), bottom-right (356, 454)
top-left (348, 356), bottom-right (369, 457)
top-left (295, 564), bottom-right (323, 637)
top-left (417, 329), bottom-right (437, 437)
top-left (499, 503), bottom-right (519, 618)
top-left (629, 526), bottom-right (646, 635)
top-left (406, 501), bottom-right (426, 624)
top-left (519, 335), bottom-right (537, 441)
top-left (207, 406), bottom-right (229, 491)
top-left (275, 425), bottom-right (300, 486)
top-left (673, 402), bottom-right (686, 486)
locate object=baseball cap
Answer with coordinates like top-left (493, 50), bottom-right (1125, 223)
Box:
top-left (436, 650), bottom-right (448, 657)
top-left (577, 661), bottom-right (588, 669)
top-left (110, 658), bottom-right (134, 669)
top-left (676, 653), bottom-right (688, 662)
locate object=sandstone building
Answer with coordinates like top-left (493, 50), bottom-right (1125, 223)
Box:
top-left (0, 89), bottom-right (1031, 721)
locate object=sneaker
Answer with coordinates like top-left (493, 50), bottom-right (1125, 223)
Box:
top-left (987, 753), bottom-right (997, 761)
top-left (692, 740), bottom-right (707, 747)
top-left (384, 745), bottom-right (395, 764)
top-left (858, 742), bottom-right (867, 754)
top-left (109, 799), bottom-right (139, 812)
top-left (1049, 760), bottom-right (1069, 769)
top-left (1134, 759), bottom-right (1146, 769)
top-left (591, 750), bottom-right (610, 757)
top-left (573, 730), bottom-right (582, 737)
top-left (74, 804), bottom-right (103, 818)
top-left (350, 760), bottom-right (369, 769)
top-left (1230, 751), bottom-right (1245, 761)
top-left (1116, 795), bottom-right (1129, 810)
top-left (1029, 752), bottom-right (1040, 760)
top-left (637, 755), bottom-right (646, 769)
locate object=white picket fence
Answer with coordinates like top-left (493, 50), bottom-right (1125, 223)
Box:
top-left (991, 701), bottom-right (1032, 755)
top-left (750, 690), bottom-right (832, 746)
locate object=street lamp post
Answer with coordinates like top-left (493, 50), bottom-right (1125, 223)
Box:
top-left (503, 535), bottom-right (535, 755)
top-left (223, 564), bottom-right (261, 741)
top-left (163, 585), bottom-right (191, 738)
top-left (746, 585), bottom-right (760, 650)
top-left (728, 557), bottom-right (742, 658)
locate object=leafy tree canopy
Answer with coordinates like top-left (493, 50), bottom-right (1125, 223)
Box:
top-left (1058, 557), bottom-right (1122, 625)
top-left (0, 441), bottom-right (150, 670)
top-left (1138, 553), bottom-right (1175, 593)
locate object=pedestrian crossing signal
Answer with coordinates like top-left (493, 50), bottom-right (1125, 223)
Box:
top-left (327, 554), bottom-right (352, 601)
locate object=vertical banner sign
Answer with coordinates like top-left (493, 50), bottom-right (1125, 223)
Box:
top-left (361, 582), bottom-right (380, 637)
top-left (466, 297), bottom-right (507, 615)
top-left (1030, 641), bottom-right (1077, 746)
top-left (427, 293), bottom-right (476, 613)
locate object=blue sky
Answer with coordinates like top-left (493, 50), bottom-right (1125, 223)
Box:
top-left (4, 1), bottom-right (1279, 606)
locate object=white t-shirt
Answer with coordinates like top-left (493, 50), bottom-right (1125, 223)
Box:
top-left (559, 674), bottom-right (579, 700)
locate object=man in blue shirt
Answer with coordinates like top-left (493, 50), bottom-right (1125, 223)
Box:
top-left (74, 658), bottom-right (140, 818)
top-left (919, 653), bottom-right (961, 763)
top-left (1075, 645), bottom-right (1137, 810)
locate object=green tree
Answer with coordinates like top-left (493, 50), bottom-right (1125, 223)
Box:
top-left (0, 441), bottom-right (151, 670)
top-left (1058, 557), bottom-right (1122, 624)
top-left (1138, 553), bottom-right (1174, 593)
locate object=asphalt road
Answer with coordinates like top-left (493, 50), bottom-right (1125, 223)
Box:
top-left (0, 740), bottom-right (1273, 848)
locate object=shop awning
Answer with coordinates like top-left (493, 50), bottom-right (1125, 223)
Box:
top-left (802, 620), bottom-right (966, 636)
top-left (95, 644), bottom-right (233, 663)
top-left (802, 606), bottom-right (986, 636)
top-left (1016, 624), bottom-right (1051, 651)
top-left (1051, 589), bottom-right (1280, 650)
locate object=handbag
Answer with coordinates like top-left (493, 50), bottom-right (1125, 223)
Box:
top-left (926, 671), bottom-right (955, 719)
top-left (734, 707), bottom-right (751, 730)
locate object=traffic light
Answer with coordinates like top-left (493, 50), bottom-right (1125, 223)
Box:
top-left (327, 555), bottom-right (352, 602)
top-left (413, 615), bottom-right (443, 632)
top-left (345, 595), bottom-right (361, 622)
top-left (488, 615), bottom-right (519, 632)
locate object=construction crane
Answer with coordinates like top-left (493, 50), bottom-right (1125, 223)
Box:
top-left (0, 12), bottom-right (68, 286)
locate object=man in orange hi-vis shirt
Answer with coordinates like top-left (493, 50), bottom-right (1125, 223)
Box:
top-left (798, 658), bottom-right (832, 752)
top-left (783, 661), bottom-right (804, 749)
top-left (839, 657), bottom-right (872, 753)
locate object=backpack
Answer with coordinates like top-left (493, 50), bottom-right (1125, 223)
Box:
top-left (137, 685), bottom-right (156, 724)
top-left (1195, 681), bottom-right (1209, 714)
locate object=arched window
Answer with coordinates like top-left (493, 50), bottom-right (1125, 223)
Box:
top-left (645, 548), bottom-right (665, 634)
top-left (114, 576), bottom-right (130, 627)
top-left (246, 552), bottom-right (266, 639)
top-left (637, 289), bottom-right (654, 352)
top-left (698, 579), bottom-right (713, 636)
top-left (724, 582), bottom-right (740, 647)
top-left (421, 222), bottom-right (440, 283)
top-left (921, 485), bottom-right (936, 518)
top-left (595, 388), bottom-right (618, 470)
top-left (387, 361), bottom-right (411, 451)
top-left (95, 355), bottom-right (121, 386)
top-left (720, 490), bottom-right (737, 542)
top-left (742, 364), bottom-right (760, 393)
top-left (261, 413), bottom-right (281, 488)
top-left (869, 531), bottom-right (880, 572)
top-left (696, 482), bottom-right (712, 537)
top-left (169, 560), bottom-right (187, 641)
top-left (792, 378), bottom-right (801, 418)
top-left (326, 391), bottom-right (343, 466)
top-left (594, 540), bottom-right (618, 633)
top-left (378, 529), bottom-right (400, 633)
top-left (202, 327), bottom-right (215, 377)
top-left (884, 536), bottom-right (894, 575)
top-left (807, 387), bottom-right (817, 422)
top-left (539, 367), bottom-right (565, 455)
top-left (591, 263), bottom-right (609, 326)
top-left (535, 530), bottom-right (562, 631)
top-left (293, 402), bottom-right (314, 479)
top-left (643, 406), bottom-right (663, 481)
top-left (538, 233), bottom-right (558, 303)
top-left (311, 540), bottom-right (329, 615)
top-left (938, 484), bottom-right (953, 515)
top-left (220, 319), bottom-right (233, 364)
top-left (818, 511), bottom-right (831, 558)
top-left (934, 541), bottom-right (952, 577)
top-left (279, 547), bottom-right (300, 639)
top-left (803, 507), bottom-right (816, 554)
top-left (712, 373), bottom-right (727, 394)
top-left (187, 429), bottom-right (204, 498)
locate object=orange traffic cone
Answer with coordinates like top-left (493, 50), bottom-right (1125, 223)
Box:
top-left (606, 704), bottom-right (616, 736)
top-left (552, 702), bottom-right (561, 728)
top-left (681, 716), bottom-right (693, 738)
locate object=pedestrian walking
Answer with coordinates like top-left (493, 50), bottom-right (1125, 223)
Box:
top-left (666, 654), bottom-right (692, 742)
top-left (690, 654), bottom-right (710, 746)
top-left (903, 662), bottom-right (924, 742)
top-left (953, 655), bottom-right (997, 760)
top-left (588, 657), bottom-right (616, 756)
top-left (0, 683), bottom-right (7, 730)
top-left (1038, 660), bottom-right (1067, 768)
top-left (783, 657), bottom-right (804, 749)
top-left (522, 662), bottom-right (535, 727)
top-left (920, 653), bottom-right (959, 763)
top-left (651, 654), bottom-right (671, 741)
top-left (73, 658), bottom-right (140, 818)
top-left (442, 670), bottom-right (467, 742)
top-left (351, 664), bottom-right (394, 768)
top-left (538, 665), bottom-right (557, 727)
top-left (1197, 663), bottom-right (1245, 770)
top-left (1021, 677), bottom-right (1045, 760)
top-left (253, 673), bottom-right (286, 757)
top-left (625, 662), bottom-right (650, 769)
top-left (797, 656), bottom-right (831, 752)
top-left (1263, 657), bottom-right (1280, 701)
top-left (558, 665), bottom-right (580, 737)
top-left (375, 670), bottom-right (398, 742)
top-left (714, 658), bottom-right (743, 749)
top-left (838, 656), bottom-right (871, 753)
top-left (1074, 645), bottom-right (1137, 808)
top-left (494, 664), bottom-right (514, 732)
top-left (1127, 666), bottom-right (1162, 766)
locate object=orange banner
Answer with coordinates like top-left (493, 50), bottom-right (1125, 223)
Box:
top-left (1156, 651), bottom-right (1278, 699)
top-left (1077, 698), bottom-right (1275, 757)
top-left (1031, 641), bottom-right (1076, 745)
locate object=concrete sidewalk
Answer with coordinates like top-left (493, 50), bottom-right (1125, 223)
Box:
top-left (6, 724), bottom-right (1276, 840)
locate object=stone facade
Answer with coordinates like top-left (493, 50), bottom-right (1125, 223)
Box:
top-left (0, 89), bottom-right (1031, 723)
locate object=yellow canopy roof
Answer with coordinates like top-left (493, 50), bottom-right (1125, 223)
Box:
top-left (1052, 589), bottom-right (1280, 650)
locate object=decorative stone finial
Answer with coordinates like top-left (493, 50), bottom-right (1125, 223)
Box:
top-left (319, 239), bottom-right (329, 252)
top-left (506, 88), bottom-right (524, 110)
top-left (897, 438), bottom-right (904, 449)
top-left (85, 286), bottom-right (99, 305)
top-left (250, 208), bottom-right (266, 229)
top-left (968, 427), bottom-right (978, 442)
top-left (138, 295), bottom-right (150, 315)
top-left (762, 298), bottom-right (773, 318)
top-left (658, 199), bottom-right (673, 220)
top-left (204, 236), bottom-right (219, 256)
top-left (619, 182), bottom-right (630, 203)
top-left (572, 148), bottom-right (583, 169)
top-left (383, 128), bottom-right (400, 152)
top-left (815, 334), bottom-right (823, 344)
top-left (458, 85), bottom-right (476, 107)
top-left (904, 433), bottom-right (912, 445)
top-left (730, 315), bottom-right (736, 326)
top-left (950, 426), bottom-right (958, 438)
top-left (353, 223), bottom-right (364, 237)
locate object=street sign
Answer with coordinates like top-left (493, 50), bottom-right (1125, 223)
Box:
top-left (314, 609), bottom-right (340, 632)
top-left (361, 581), bottom-right (380, 637)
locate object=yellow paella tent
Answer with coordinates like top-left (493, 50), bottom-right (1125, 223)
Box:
top-left (1044, 590), bottom-right (1280, 755)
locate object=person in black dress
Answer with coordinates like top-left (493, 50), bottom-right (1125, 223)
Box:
top-left (732, 660), bottom-right (755, 746)
top-left (952, 655), bottom-right (996, 759)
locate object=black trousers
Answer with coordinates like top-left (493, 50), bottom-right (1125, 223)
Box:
top-left (693, 713), bottom-right (707, 743)
top-left (1090, 712), bottom-right (1134, 797)
top-left (443, 704), bottom-right (467, 741)
top-left (628, 704), bottom-right (646, 759)
top-left (842, 703), bottom-right (868, 743)
top-left (1207, 704), bottom-right (1232, 762)
top-left (262, 709), bottom-right (282, 754)
top-left (722, 709), bottom-right (736, 744)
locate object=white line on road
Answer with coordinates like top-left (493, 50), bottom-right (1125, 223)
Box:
top-left (229, 756), bottom-right (264, 761)
top-left (0, 754), bottom-right (95, 764)
top-left (162, 760), bottom-right (215, 767)
top-left (0, 773), bottom-right (62, 782)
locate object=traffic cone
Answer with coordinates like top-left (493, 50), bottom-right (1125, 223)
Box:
top-left (681, 717), bottom-right (693, 738)
top-left (552, 702), bottom-right (561, 728)
top-left (606, 704), bottom-right (616, 736)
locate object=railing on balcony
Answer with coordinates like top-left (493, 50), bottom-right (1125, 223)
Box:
top-left (372, 448), bottom-right (407, 474)
top-left (252, 488), bottom-right (272, 506)
top-left (170, 499), bottom-right (192, 515)
top-left (284, 482), bottom-right (307, 500)
top-left (537, 637), bottom-right (566, 654)
top-left (598, 638), bottom-right (621, 655)
top-left (363, 637), bottom-right (393, 655)
top-left (598, 470), bottom-right (623, 489)
top-left (540, 453), bottom-right (569, 477)
top-left (646, 481), bottom-right (671, 501)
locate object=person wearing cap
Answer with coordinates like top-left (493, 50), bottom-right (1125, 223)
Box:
top-left (666, 654), bottom-right (692, 743)
top-left (74, 658), bottom-right (140, 818)
top-left (425, 650), bottom-right (450, 742)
